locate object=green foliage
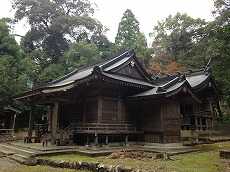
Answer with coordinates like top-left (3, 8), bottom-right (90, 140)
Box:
top-left (149, 3), bottom-right (230, 110)
top-left (135, 33), bottom-right (153, 67)
top-left (150, 12), bottom-right (207, 68)
top-left (0, 21), bottom-right (20, 57)
top-left (13, 0), bottom-right (107, 65)
top-left (0, 21), bottom-right (19, 107)
top-left (115, 9), bottom-right (152, 66)
top-left (0, 57), bottom-right (16, 106)
top-left (61, 40), bottom-right (101, 71)
top-left (210, 0), bottom-right (230, 107)
top-left (12, 0), bottom-right (113, 88)
top-left (0, 21), bottom-right (35, 108)
top-left (115, 9), bottom-right (140, 51)
top-left (212, 0), bottom-right (230, 25)
top-left (35, 64), bottom-right (67, 86)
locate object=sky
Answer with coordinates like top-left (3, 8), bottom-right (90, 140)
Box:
top-left (0, 0), bottom-right (215, 45)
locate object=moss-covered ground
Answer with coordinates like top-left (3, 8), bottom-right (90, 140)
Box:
top-left (40, 142), bottom-right (230, 172)
top-left (1, 141), bottom-right (229, 172)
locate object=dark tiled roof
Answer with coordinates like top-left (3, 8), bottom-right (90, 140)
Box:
top-left (129, 76), bottom-right (188, 98)
top-left (13, 48), bottom-right (153, 100)
top-left (3, 106), bottom-right (21, 114)
top-left (36, 49), bottom-right (136, 89)
top-left (128, 66), bottom-right (220, 99)
top-left (41, 48), bottom-right (152, 89)
top-left (13, 47), bottom-right (221, 101)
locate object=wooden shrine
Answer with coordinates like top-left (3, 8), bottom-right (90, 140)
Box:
top-left (0, 107), bottom-right (21, 134)
top-left (13, 48), bottom-right (222, 146)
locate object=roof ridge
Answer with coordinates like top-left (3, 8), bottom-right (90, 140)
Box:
top-left (152, 67), bottom-right (211, 84)
top-left (101, 48), bottom-right (136, 69)
top-left (156, 75), bottom-right (186, 92)
top-left (37, 48), bottom-right (136, 89)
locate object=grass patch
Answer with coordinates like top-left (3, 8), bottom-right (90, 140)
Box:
top-left (41, 142), bottom-right (230, 172)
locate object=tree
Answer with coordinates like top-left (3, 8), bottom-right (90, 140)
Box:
top-left (61, 40), bottom-right (101, 72)
top-left (115, 9), bottom-right (152, 67)
top-left (212, 0), bottom-right (230, 26)
top-left (35, 63), bottom-right (67, 85)
top-left (135, 33), bottom-right (153, 68)
top-left (115, 9), bottom-right (140, 52)
top-left (0, 20), bottom-right (33, 108)
top-left (0, 21), bottom-right (20, 58)
top-left (12, 0), bottom-right (108, 65)
top-left (150, 13), bottom-right (208, 69)
top-left (0, 21), bottom-right (20, 106)
top-left (209, 0), bottom-right (230, 108)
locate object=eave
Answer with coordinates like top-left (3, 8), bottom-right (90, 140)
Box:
top-left (127, 78), bottom-right (202, 104)
top-left (13, 67), bottom-right (154, 101)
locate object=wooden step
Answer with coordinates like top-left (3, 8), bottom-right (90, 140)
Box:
top-left (10, 154), bottom-right (27, 164)
top-left (0, 144), bottom-right (34, 157)
top-left (0, 149), bottom-right (16, 156)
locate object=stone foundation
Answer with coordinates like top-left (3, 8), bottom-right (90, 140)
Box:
top-left (37, 157), bottom-right (136, 172)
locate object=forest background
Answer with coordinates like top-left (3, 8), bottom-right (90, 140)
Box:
top-left (0, 0), bottom-right (229, 126)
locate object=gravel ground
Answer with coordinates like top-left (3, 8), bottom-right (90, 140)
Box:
top-left (0, 157), bottom-right (20, 172)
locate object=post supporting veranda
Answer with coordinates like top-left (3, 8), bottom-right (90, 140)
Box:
top-left (11, 114), bottom-right (17, 135)
top-left (200, 118), bottom-right (203, 131)
top-left (28, 102), bottom-right (35, 139)
top-left (105, 135), bottom-right (109, 146)
top-left (51, 101), bottom-right (59, 146)
top-left (125, 134), bottom-right (129, 146)
top-left (195, 117), bottom-right (198, 130)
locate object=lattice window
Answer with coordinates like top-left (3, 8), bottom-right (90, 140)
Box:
top-left (102, 100), bottom-right (117, 123)
top-left (85, 101), bottom-right (98, 112)
top-left (60, 103), bottom-right (83, 128)
top-left (85, 101), bottom-right (98, 123)
top-left (102, 100), bottom-right (117, 112)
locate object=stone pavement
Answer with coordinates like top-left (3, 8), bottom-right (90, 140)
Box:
top-left (0, 141), bottom-right (195, 170)
top-left (0, 156), bottom-right (21, 172)
top-left (0, 140), bottom-right (197, 158)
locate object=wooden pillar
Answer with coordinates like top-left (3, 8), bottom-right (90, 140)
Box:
top-left (83, 100), bottom-right (86, 124)
top-left (160, 105), bottom-right (165, 143)
top-left (94, 135), bottom-right (98, 146)
top-left (11, 114), bottom-right (17, 135)
top-left (117, 100), bottom-right (122, 123)
top-left (86, 135), bottom-right (90, 146)
top-left (48, 107), bottom-right (52, 132)
top-left (195, 117), bottom-right (198, 130)
top-left (200, 118), bottom-right (203, 131)
top-left (98, 97), bottom-right (102, 123)
top-left (125, 135), bottom-right (129, 146)
top-left (59, 128), bottom-right (63, 146)
top-left (117, 89), bottom-right (121, 123)
top-left (212, 118), bottom-right (214, 131)
top-left (51, 101), bottom-right (59, 146)
top-left (209, 99), bottom-right (213, 117)
top-left (105, 135), bottom-right (109, 146)
top-left (209, 99), bottom-right (214, 130)
top-left (28, 102), bottom-right (35, 138)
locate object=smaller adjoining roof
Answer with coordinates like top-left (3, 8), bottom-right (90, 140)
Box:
top-left (3, 106), bottom-right (21, 114)
top-left (151, 66), bottom-right (221, 93)
top-left (128, 74), bottom-right (201, 103)
top-left (128, 66), bottom-right (222, 102)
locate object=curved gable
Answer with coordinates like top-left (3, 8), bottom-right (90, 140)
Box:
top-left (103, 54), bottom-right (152, 81)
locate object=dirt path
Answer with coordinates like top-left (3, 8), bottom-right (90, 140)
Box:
top-left (0, 157), bottom-right (20, 172)
top-left (0, 156), bottom-right (84, 172)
